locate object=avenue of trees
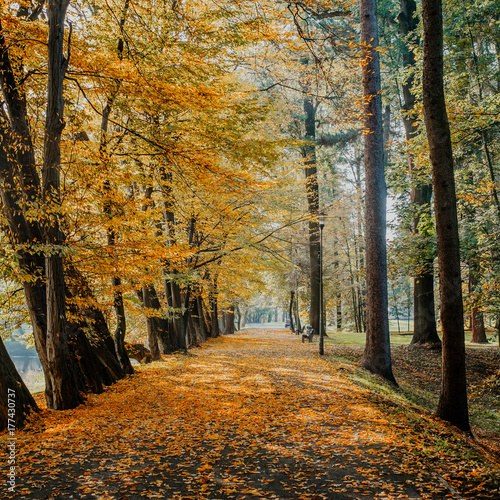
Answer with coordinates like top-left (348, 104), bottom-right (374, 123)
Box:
top-left (1, 0), bottom-right (499, 434)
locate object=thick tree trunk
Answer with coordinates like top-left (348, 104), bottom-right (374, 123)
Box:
top-left (224, 306), bottom-right (235, 335)
top-left (0, 339), bottom-right (38, 430)
top-left (295, 290), bottom-right (302, 333)
top-left (145, 284), bottom-right (176, 353)
top-left (42, 0), bottom-right (84, 409)
top-left (194, 294), bottom-right (208, 343)
top-left (412, 270), bottom-right (440, 345)
top-left (65, 265), bottom-right (125, 382)
top-left (171, 280), bottom-right (187, 349)
top-left (359, 0), bottom-right (396, 384)
top-left (399, 0), bottom-right (440, 346)
top-left (235, 304), bottom-right (242, 331)
top-left (0, 5), bottom-right (124, 408)
top-left (422, 0), bottom-right (470, 431)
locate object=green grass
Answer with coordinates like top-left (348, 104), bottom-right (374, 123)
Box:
top-left (325, 325), bottom-right (500, 348)
top-left (325, 329), bottom-right (413, 347)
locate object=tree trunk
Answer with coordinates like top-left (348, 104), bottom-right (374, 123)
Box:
top-left (422, 0), bottom-right (470, 431)
top-left (399, 0), bottom-right (440, 346)
top-left (359, 0), bottom-right (396, 384)
top-left (65, 265), bottom-right (125, 383)
top-left (148, 284), bottom-right (176, 353)
top-left (304, 99), bottom-right (321, 337)
top-left (336, 293), bottom-right (342, 330)
top-left (42, 0), bottom-right (84, 409)
top-left (0, 338), bottom-right (38, 430)
top-left (0, 5), bottom-right (124, 409)
top-left (235, 303), bottom-right (241, 331)
top-left (110, 276), bottom-right (133, 374)
top-left (469, 272), bottom-right (488, 344)
top-left (209, 278), bottom-right (220, 338)
top-left (295, 290), bottom-right (302, 333)
top-left (289, 291), bottom-right (295, 333)
top-left (194, 294), bottom-right (208, 343)
top-left (142, 286), bottom-right (161, 360)
top-left (224, 306), bottom-right (235, 335)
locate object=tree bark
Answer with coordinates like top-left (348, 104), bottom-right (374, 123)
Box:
top-left (399, 0), bottom-right (440, 346)
top-left (209, 277), bottom-right (220, 338)
top-left (302, 84), bottom-right (321, 336)
top-left (42, 0), bottom-right (84, 409)
top-left (146, 284), bottom-right (176, 353)
top-left (422, 0), bottom-right (470, 431)
top-left (469, 271), bottom-right (488, 344)
top-left (142, 286), bottom-right (162, 360)
top-left (0, 5), bottom-right (124, 408)
top-left (224, 306), bottom-right (235, 335)
top-left (336, 292), bottom-right (342, 330)
top-left (359, 0), bottom-right (396, 384)
top-left (0, 339), bottom-right (38, 430)
top-left (289, 291), bottom-right (295, 333)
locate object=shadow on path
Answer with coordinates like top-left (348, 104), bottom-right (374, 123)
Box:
top-left (0, 329), bottom-right (479, 499)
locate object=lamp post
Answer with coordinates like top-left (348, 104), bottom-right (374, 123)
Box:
top-left (319, 212), bottom-right (325, 355)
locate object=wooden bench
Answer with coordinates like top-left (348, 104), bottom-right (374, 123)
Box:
top-left (301, 327), bottom-right (315, 343)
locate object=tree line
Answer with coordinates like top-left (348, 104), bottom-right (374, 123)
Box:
top-left (1, 0), bottom-right (499, 435)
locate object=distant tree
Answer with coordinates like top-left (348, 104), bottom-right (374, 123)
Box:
top-left (422, 0), bottom-right (470, 431)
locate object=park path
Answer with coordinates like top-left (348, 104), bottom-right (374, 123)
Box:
top-left (1, 329), bottom-right (465, 499)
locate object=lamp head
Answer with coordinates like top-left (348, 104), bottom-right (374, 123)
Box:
top-left (319, 212), bottom-right (325, 229)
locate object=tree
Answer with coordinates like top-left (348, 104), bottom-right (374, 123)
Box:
top-left (0, 338), bottom-right (38, 430)
top-left (42, 0), bottom-right (84, 409)
top-left (398, 0), bottom-right (440, 346)
top-left (0, 2), bottom-right (125, 410)
top-left (422, 0), bottom-right (470, 431)
top-left (359, 0), bottom-right (396, 384)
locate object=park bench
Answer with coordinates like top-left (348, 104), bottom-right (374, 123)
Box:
top-left (301, 326), bottom-right (315, 343)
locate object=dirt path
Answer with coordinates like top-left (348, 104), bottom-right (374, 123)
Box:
top-left (0, 329), bottom-right (494, 499)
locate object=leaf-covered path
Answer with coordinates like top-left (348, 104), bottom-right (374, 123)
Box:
top-left (1, 329), bottom-right (497, 499)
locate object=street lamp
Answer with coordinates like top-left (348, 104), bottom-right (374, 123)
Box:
top-left (319, 212), bottom-right (325, 355)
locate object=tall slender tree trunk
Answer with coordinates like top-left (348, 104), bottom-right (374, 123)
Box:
top-left (142, 286), bottom-right (161, 360)
top-left (399, 0), bottom-right (440, 346)
top-left (359, 0), bottom-right (396, 384)
top-left (99, 0), bottom-right (133, 376)
top-left (295, 289), bottom-right (302, 333)
top-left (289, 291), bottom-right (295, 333)
top-left (469, 270), bottom-right (488, 344)
top-left (159, 167), bottom-right (187, 350)
top-left (422, 0), bottom-right (470, 431)
top-left (42, 0), bottom-right (83, 409)
top-left (336, 293), bottom-right (342, 330)
top-left (209, 276), bottom-right (220, 338)
top-left (301, 60), bottom-right (321, 336)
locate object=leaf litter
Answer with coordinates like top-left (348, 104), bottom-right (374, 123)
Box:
top-left (1, 329), bottom-right (499, 499)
